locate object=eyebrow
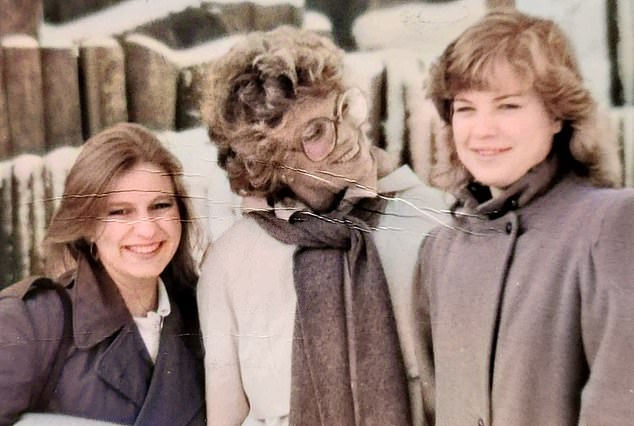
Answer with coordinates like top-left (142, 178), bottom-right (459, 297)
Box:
top-left (105, 192), bottom-right (175, 204)
top-left (493, 92), bottom-right (525, 101)
top-left (454, 91), bottom-right (526, 103)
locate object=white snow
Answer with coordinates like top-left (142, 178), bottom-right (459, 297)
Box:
top-left (610, 107), bottom-right (634, 186)
top-left (615, 0), bottom-right (634, 104)
top-left (209, 0), bottom-right (303, 6)
top-left (11, 154), bottom-right (46, 276)
top-left (302, 9), bottom-right (332, 35)
top-left (170, 34), bottom-right (245, 68)
top-left (0, 160), bottom-right (13, 240)
top-left (1, 34), bottom-right (39, 48)
top-left (43, 146), bottom-right (81, 212)
top-left (515, 0), bottom-right (612, 106)
top-left (352, 0), bottom-right (487, 65)
top-left (40, 0), bottom-right (305, 44)
top-left (40, 0), bottom-right (205, 43)
top-left (343, 51), bottom-right (386, 150)
top-left (158, 126), bottom-right (240, 247)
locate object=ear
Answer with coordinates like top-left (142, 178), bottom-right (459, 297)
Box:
top-left (551, 117), bottom-right (563, 134)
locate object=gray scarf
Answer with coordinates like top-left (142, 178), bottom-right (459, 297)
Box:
top-left (250, 197), bottom-right (411, 425)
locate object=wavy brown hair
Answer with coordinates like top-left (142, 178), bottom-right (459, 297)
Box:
top-left (200, 26), bottom-right (345, 199)
top-left (426, 8), bottom-right (621, 193)
top-left (44, 122), bottom-right (200, 288)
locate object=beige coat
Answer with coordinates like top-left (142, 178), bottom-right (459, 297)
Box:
top-left (197, 166), bottom-right (446, 425)
top-left (417, 160), bottom-right (634, 426)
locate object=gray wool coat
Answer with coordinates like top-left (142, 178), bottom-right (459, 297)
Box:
top-left (417, 158), bottom-right (634, 426)
top-left (0, 255), bottom-right (205, 426)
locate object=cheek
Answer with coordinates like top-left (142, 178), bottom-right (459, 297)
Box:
top-left (171, 221), bottom-right (183, 245)
top-left (450, 119), bottom-right (468, 146)
top-left (93, 222), bottom-right (123, 247)
top-left (451, 129), bottom-right (469, 160)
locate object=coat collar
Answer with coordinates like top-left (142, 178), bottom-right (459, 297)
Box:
top-left (459, 155), bottom-right (560, 219)
top-left (65, 254), bottom-right (131, 349)
top-left (62, 254), bottom-right (204, 421)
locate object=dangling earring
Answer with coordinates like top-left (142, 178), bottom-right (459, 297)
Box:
top-left (89, 242), bottom-right (99, 260)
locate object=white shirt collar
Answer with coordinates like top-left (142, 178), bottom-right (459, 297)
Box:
top-left (156, 278), bottom-right (171, 318)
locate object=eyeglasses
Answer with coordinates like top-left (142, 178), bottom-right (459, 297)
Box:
top-left (300, 87), bottom-right (368, 162)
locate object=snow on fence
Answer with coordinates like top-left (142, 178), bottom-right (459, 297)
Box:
top-left (2, 0), bottom-right (634, 284)
top-left (611, 106), bottom-right (634, 187)
top-left (0, 0), bottom-right (320, 161)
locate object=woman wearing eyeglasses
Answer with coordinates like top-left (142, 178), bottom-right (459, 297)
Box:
top-left (197, 26), bottom-right (445, 425)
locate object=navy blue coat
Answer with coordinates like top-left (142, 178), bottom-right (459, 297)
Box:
top-left (0, 255), bottom-right (205, 426)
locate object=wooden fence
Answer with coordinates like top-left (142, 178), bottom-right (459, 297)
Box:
top-left (1, 0), bottom-right (634, 284)
top-left (0, 1), bottom-right (312, 161)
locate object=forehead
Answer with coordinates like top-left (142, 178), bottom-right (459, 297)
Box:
top-left (106, 162), bottom-right (174, 201)
top-left (456, 61), bottom-right (533, 96)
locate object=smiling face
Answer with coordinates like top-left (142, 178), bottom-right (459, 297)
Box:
top-left (451, 63), bottom-right (562, 192)
top-left (274, 89), bottom-right (377, 212)
top-left (93, 162), bottom-right (182, 290)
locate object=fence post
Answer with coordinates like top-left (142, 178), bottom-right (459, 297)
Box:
top-left (0, 0), bottom-right (43, 37)
top-left (252, 1), bottom-right (304, 30)
top-left (41, 41), bottom-right (83, 148)
top-left (124, 33), bottom-right (179, 131)
top-left (79, 37), bottom-right (128, 138)
top-left (0, 48), bottom-right (10, 160)
top-left (2, 35), bottom-right (46, 155)
top-left (176, 63), bottom-right (210, 130)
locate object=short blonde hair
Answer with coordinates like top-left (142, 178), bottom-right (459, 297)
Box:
top-left (427, 8), bottom-right (621, 192)
top-left (201, 26), bottom-right (345, 198)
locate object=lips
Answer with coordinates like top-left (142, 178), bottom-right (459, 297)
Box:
top-left (125, 242), bottom-right (162, 255)
top-left (473, 147), bottom-right (511, 157)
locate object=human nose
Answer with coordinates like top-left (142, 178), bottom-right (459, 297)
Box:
top-left (130, 214), bottom-right (160, 238)
top-left (470, 110), bottom-right (498, 138)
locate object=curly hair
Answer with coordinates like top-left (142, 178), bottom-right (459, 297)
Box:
top-left (426, 8), bottom-right (621, 193)
top-left (200, 26), bottom-right (345, 198)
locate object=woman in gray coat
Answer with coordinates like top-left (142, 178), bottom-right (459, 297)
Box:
top-left (417, 9), bottom-right (634, 426)
top-left (0, 123), bottom-right (205, 425)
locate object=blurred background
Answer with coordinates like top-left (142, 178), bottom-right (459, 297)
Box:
top-left (1, 0), bottom-right (633, 285)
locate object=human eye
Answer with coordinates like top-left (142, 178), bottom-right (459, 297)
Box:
top-left (498, 102), bottom-right (521, 110)
top-left (453, 105), bottom-right (474, 113)
top-left (452, 100), bottom-right (474, 114)
top-left (107, 207), bottom-right (128, 216)
top-left (302, 119), bottom-right (330, 143)
top-left (152, 200), bottom-right (175, 211)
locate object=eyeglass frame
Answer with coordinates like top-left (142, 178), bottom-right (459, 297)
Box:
top-left (288, 87), bottom-right (369, 163)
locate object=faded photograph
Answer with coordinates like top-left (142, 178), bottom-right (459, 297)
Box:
top-left (0, 0), bottom-right (633, 425)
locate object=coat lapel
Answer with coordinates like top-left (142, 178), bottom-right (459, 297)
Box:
top-left (96, 321), bottom-right (153, 408)
top-left (134, 302), bottom-right (205, 426)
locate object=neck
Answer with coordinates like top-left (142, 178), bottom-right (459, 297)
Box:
top-left (111, 274), bottom-right (159, 317)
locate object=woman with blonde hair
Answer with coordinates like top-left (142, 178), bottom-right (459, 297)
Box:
top-left (0, 123), bottom-right (205, 425)
top-left (417, 8), bottom-right (634, 425)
